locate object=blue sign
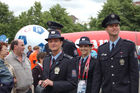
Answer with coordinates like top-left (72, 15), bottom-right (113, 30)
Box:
top-left (0, 35), bottom-right (7, 42)
top-left (33, 26), bottom-right (44, 34)
top-left (18, 35), bottom-right (27, 45)
top-left (38, 43), bottom-right (45, 52)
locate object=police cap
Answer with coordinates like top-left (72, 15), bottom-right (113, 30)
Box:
top-left (45, 30), bottom-right (64, 41)
top-left (47, 21), bottom-right (64, 31)
top-left (102, 14), bottom-right (120, 28)
top-left (77, 36), bottom-right (92, 46)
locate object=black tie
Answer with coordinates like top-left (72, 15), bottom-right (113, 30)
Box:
top-left (81, 58), bottom-right (85, 79)
top-left (81, 58), bottom-right (84, 66)
top-left (111, 43), bottom-right (115, 52)
top-left (52, 58), bottom-right (56, 67)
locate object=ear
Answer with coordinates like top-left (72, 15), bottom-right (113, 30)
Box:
top-left (60, 40), bottom-right (63, 46)
top-left (14, 45), bottom-right (17, 49)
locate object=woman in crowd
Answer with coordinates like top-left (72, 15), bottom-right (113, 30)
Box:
top-left (32, 52), bottom-right (46, 92)
top-left (0, 42), bottom-right (14, 93)
top-left (74, 36), bottom-right (97, 93)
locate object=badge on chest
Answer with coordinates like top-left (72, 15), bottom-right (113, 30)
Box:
top-left (54, 67), bottom-right (60, 74)
top-left (119, 59), bottom-right (125, 65)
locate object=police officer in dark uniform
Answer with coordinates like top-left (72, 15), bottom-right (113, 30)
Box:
top-left (45, 21), bottom-right (78, 57)
top-left (92, 14), bottom-right (139, 93)
top-left (73, 36), bottom-right (96, 93)
top-left (39, 30), bottom-right (77, 93)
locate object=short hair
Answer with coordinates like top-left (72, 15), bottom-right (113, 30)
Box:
top-left (0, 42), bottom-right (8, 51)
top-left (10, 40), bottom-right (18, 50)
top-left (37, 52), bottom-right (46, 62)
top-left (33, 46), bottom-right (40, 50)
top-left (28, 45), bottom-right (32, 49)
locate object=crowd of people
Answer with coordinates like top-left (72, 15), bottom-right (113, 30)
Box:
top-left (0, 13), bottom-right (139, 93)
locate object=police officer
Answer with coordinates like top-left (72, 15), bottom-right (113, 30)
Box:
top-left (74, 36), bottom-right (96, 93)
top-left (39, 30), bottom-right (77, 93)
top-left (92, 14), bottom-right (139, 93)
top-left (45, 21), bottom-right (78, 57)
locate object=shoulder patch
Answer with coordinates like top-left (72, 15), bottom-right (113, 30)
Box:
top-left (64, 53), bottom-right (73, 59)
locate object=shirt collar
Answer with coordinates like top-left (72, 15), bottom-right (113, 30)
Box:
top-left (11, 51), bottom-right (26, 62)
top-left (0, 58), bottom-right (4, 63)
top-left (51, 51), bottom-right (62, 60)
top-left (109, 37), bottom-right (120, 49)
top-left (81, 55), bottom-right (89, 63)
top-left (38, 62), bottom-right (43, 68)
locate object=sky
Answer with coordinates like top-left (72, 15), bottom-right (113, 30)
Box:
top-left (0, 0), bottom-right (106, 23)
top-left (0, 0), bottom-right (139, 23)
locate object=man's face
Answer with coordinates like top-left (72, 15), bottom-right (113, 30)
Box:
top-left (15, 40), bottom-right (25, 54)
top-left (79, 45), bottom-right (91, 56)
top-left (28, 46), bottom-right (32, 51)
top-left (48, 38), bottom-right (63, 52)
top-left (106, 24), bottom-right (120, 37)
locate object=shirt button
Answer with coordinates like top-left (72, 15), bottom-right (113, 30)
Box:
top-left (111, 57), bottom-right (113, 60)
top-left (112, 82), bottom-right (115, 85)
top-left (112, 74), bottom-right (115, 76)
top-left (111, 65), bottom-right (114, 68)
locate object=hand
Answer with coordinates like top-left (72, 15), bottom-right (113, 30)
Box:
top-left (41, 79), bottom-right (53, 88)
top-left (14, 78), bottom-right (17, 83)
top-left (38, 80), bottom-right (43, 85)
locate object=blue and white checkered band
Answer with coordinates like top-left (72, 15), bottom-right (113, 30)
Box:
top-left (51, 31), bottom-right (55, 34)
top-left (111, 14), bottom-right (115, 18)
top-left (82, 38), bottom-right (85, 41)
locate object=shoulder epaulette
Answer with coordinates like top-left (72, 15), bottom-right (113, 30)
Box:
top-left (123, 39), bottom-right (134, 43)
top-left (65, 39), bottom-right (74, 43)
top-left (99, 42), bottom-right (108, 47)
top-left (64, 53), bottom-right (73, 59)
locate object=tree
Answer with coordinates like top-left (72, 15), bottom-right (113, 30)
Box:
top-left (89, 0), bottom-right (140, 31)
top-left (17, 2), bottom-right (43, 30)
top-left (0, 1), bottom-right (18, 42)
top-left (48, 4), bottom-right (86, 33)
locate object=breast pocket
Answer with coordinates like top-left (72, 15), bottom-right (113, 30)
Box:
top-left (115, 52), bottom-right (128, 67)
top-left (99, 56), bottom-right (109, 72)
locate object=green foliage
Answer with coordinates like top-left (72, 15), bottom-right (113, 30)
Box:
top-left (0, 1), bottom-right (18, 42)
top-left (0, 1), bottom-right (87, 40)
top-left (3, 0), bottom-right (140, 42)
top-left (89, 0), bottom-right (140, 31)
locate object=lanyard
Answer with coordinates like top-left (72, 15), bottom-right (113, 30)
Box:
top-left (78, 55), bottom-right (91, 80)
top-left (39, 65), bottom-right (43, 71)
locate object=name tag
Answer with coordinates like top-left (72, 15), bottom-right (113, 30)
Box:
top-left (77, 80), bottom-right (86, 93)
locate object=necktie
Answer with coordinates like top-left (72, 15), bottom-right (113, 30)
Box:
top-left (81, 58), bottom-right (85, 79)
top-left (81, 58), bottom-right (84, 66)
top-left (51, 58), bottom-right (56, 67)
top-left (111, 43), bottom-right (115, 52)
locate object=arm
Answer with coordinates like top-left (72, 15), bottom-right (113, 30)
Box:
top-left (41, 59), bottom-right (77, 92)
top-left (129, 43), bottom-right (139, 93)
top-left (91, 48), bottom-right (102, 93)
